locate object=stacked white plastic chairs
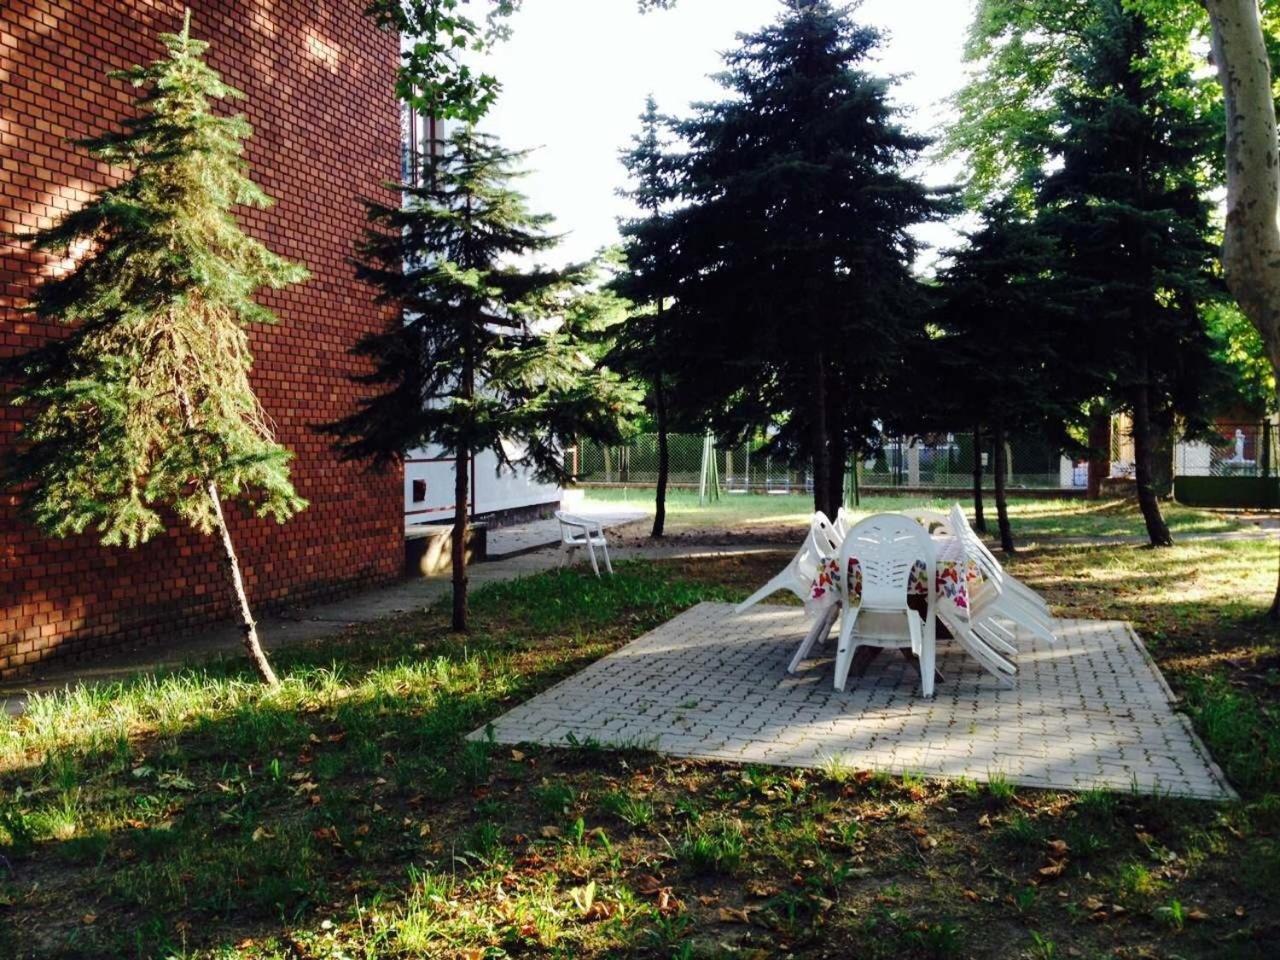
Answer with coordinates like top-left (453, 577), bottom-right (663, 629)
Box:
top-left (735, 502), bottom-right (1058, 698)
top-left (946, 503), bottom-right (1057, 647)
top-left (831, 514), bottom-right (938, 696)
top-left (734, 512), bottom-right (839, 612)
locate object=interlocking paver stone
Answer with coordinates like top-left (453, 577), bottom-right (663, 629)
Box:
top-left (472, 603), bottom-right (1235, 800)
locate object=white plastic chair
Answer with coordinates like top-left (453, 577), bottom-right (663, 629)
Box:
top-left (947, 503), bottom-right (1051, 614)
top-left (934, 538), bottom-right (1024, 686)
top-left (832, 514), bottom-right (938, 697)
top-left (556, 511), bottom-right (613, 577)
top-left (834, 507), bottom-right (856, 541)
top-left (735, 513), bottom-right (837, 613)
top-left (904, 508), bottom-right (951, 536)
top-left (947, 504), bottom-right (1056, 645)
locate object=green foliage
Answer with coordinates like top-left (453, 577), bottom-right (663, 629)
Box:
top-left (947, 0), bottom-right (1218, 206)
top-left (1036, 0), bottom-right (1226, 438)
top-left (609, 96), bottom-right (680, 405)
top-left (659, 0), bottom-right (952, 510)
top-left (4, 13), bottom-right (308, 548)
top-left (364, 0), bottom-right (521, 123)
top-left (1206, 301), bottom-right (1277, 413)
top-left (330, 125), bottom-right (638, 482)
top-left (923, 199), bottom-right (1079, 442)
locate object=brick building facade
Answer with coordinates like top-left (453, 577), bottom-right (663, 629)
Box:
top-left (0, 1), bottom-right (404, 677)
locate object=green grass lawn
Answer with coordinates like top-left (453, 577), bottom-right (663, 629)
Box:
top-left (587, 487), bottom-right (1250, 543)
top-left (2, 540), bottom-right (1279, 958)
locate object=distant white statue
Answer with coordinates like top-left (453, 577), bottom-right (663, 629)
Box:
top-left (1232, 428), bottom-right (1246, 463)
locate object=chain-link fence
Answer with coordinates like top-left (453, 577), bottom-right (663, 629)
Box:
top-left (574, 433), bottom-right (1082, 492)
top-left (1175, 421), bottom-right (1275, 478)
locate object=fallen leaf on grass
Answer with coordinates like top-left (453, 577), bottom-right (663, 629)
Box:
top-left (1187, 908), bottom-right (1209, 922)
top-left (1038, 859), bottom-right (1067, 879)
top-left (582, 902), bottom-right (615, 922)
top-left (963, 889), bottom-right (979, 902)
top-left (1082, 897), bottom-right (1104, 911)
top-left (634, 874), bottom-right (664, 896)
top-left (656, 889), bottom-right (682, 915)
top-left (251, 826), bottom-right (275, 842)
top-left (1046, 839), bottom-right (1069, 857)
top-left (718, 907), bottom-right (751, 924)
top-left (569, 880), bottom-right (597, 916)
top-left (511, 749), bottom-right (526, 762)
top-left (81, 914), bottom-right (96, 925)
top-left (977, 814), bottom-right (992, 829)
top-left (539, 825), bottom-right (562, 839)
top-left (745, 880), bottom-right (780, 898)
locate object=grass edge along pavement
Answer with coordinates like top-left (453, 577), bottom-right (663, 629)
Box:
top-left (0, 540), bottom-right (1276, 957)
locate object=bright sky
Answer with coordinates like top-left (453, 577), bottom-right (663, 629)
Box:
top-left (476, 0), bottom-right (978, 270)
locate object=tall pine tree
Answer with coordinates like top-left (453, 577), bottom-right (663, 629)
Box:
top-left (4, 13), bottom-right (308, 685)
top-left (610, 96), bottom-right (679, 538)
top-left (331, 126), bottom-right (635, 631)
top-left (1037, 0), bottom-right (1223, 546)
top-left (665, 0), bottom-right (950, 518)
top-left (929, 200), bottom-right (1077, 552)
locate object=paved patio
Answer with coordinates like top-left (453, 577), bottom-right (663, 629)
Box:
top-left (474, 602), bottom-right (1235, 800)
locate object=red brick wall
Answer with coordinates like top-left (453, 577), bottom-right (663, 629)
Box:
top-left (0, 1), bottom-right (404, 677)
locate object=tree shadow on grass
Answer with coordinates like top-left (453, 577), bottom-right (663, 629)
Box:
top-left (0, 564), bottom-right (740, 958)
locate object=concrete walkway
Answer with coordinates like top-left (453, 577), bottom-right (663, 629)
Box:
top-left (0, 541), bottom-right (773, 715)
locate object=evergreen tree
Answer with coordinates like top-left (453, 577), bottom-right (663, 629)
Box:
top-left (664, 0), bottom-right (951, 518)
top-left (930, 200), bottom-right (1077, 552)
top-left (3, 13), bottom-right (308, 686)
top-left (1037, 0), bottom-right (1224, 546)
top-left (610, 96), bottom-right (679, 538)
top-left (330, 126), bottom-right (635, 631)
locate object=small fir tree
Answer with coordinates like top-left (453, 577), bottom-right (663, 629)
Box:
top-left (610, 96), bottom-right (679, 538)
top-left (331, 126), bottom-right (635, 631)
top-left (4, 13), bottom-right (308, 685)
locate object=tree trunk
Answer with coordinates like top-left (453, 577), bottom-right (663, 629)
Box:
top-left (652, 370), bottom-right (669, 539)
top-left (827, 431), bottom-right (847, 520)
top-left (453, 334), bottom-right (475, 632)
top-left (972, 424), bottom-right (987, 533)
top-left (1270, 535), bottom-right (1280, 621)
top-left (992, 420), bottom-right (1015, 554)
top-left (824, 376), bottom-right (846, 519)
top-left (1086, 407), bottom-right (1111, 500)
top-left (208, 481), bottom-right (278, 686)
top-left (452, 443), bottom-right (470, 631)
top-left (1202, 1), bottom-right (1280, 614)
top-left (810, 352), bottom-right (831, 516)
top-left (1203, 0), bottom-right (1280, 372)
top-left (1131, 356), bottom-right (1173, 547)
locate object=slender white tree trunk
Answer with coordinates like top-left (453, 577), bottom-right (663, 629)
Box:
top-left (1203, 0), bottom-right (1280, 368)
top-left (1202, 0), bottom-right (1280, 617)
top-left (208, 481), bottom-right (279, 685)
